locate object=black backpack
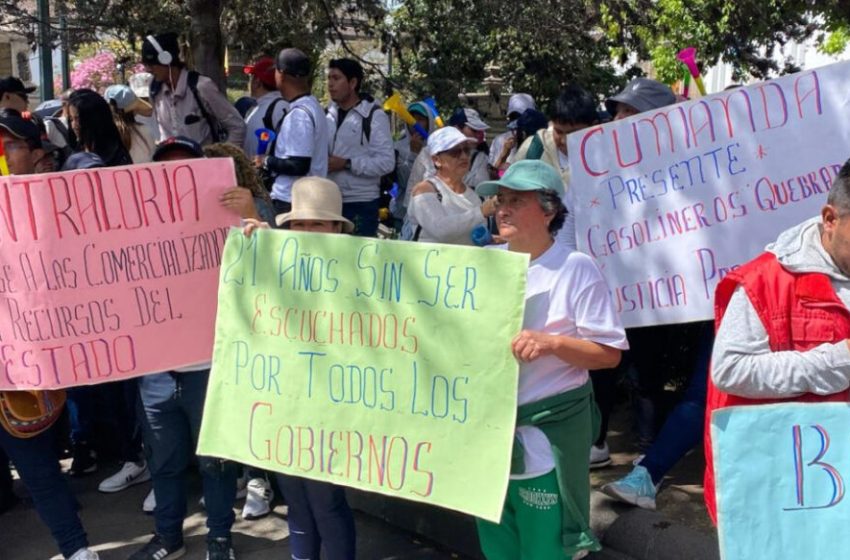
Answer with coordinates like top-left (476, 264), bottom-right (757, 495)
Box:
top-left (185, 71), bottom-right (227, 143)
top-left (262, 97), bottom-right (287, 133)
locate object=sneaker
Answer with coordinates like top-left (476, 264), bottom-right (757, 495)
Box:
top-left (68, 548), bottom-right (100, 560)
top-left (601, 465), bottom-right (659, 510)
top-left (128, 534), bottom-right (185, 560)
top-left (589, 442), bottom-right (612, 469)
top-left (206, 537), bottom-right (236, 560)
top-left (142, 488), bottom-right (156, 514)
top-left (98, 461), bottom-right (151, 493)
top-left (242, 477), bottom-right (273, 520)
top-left (69, 444), bottom-right (98, 477)
top-left (572, 551), bottom-right (590, 560)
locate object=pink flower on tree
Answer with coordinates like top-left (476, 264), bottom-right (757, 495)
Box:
top-left (70, 51), bottom-right (118, 92)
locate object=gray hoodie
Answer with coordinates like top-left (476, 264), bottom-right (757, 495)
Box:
top-left (711, 216), bottom-right (850, 398)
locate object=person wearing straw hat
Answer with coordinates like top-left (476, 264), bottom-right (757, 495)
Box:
top-left (244, 175), bottom-right (354, 236)
top-left (242, 176), bottom-right (356, 559)
top-left (473, 160), bottom-right (627, 560)
top-left (406, 126), bottom-right (496, 245)
top-left (104, 84), bottom-right (156, 164)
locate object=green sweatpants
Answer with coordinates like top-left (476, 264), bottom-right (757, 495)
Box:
top-left (476, 469), bottom-right (570, 560)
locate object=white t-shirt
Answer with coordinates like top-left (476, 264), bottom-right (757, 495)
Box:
top-left (271, 94), bottom-right (329, 202)
top-left (507, 241), bottom-right (628, 477)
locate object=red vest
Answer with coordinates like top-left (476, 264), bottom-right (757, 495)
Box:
top-left (704, 252), bottom-right (850, 523)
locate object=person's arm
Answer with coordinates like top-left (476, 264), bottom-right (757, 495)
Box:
top-left (712, 286), bottom-right (850, 398)
top-left (265, 155), bottom-right (311, 176)
top-left (512, 331), bottom-right (621, 369)
top-left (198, 78), bottom-right (247, 147)
top-left (263, 108), bottom-right (314, 176)
top-left (219, 187), bottom-right (260, 220)
top-left (512, 257), bottom-right (627, 368)
top-left (349, 109), bottom-right (395, 177)
top-left (408, 182), bottom-right (489, 241)
top-left (514, 134), bottom-right (533, 161)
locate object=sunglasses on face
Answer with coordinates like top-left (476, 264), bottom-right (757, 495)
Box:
top-left (443, 145), bottom-right (473, 158)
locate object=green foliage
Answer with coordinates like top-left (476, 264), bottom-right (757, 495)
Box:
top-left (599, 0), bottom-right (850, 83)
top-left (8, 0), bottom-right (850, 105)
top-left (383, 0), bottom-right (623, 109)
top-left (820, 24), bottom-right (850, 55)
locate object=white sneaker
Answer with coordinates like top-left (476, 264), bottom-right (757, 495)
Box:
top-left (590, 442), bottom-right (612, 469)
top-left (68, 547), bottom-right (100, 560)
top-left (242, 477), bottom-right (273, 520)
top-left (142, 488), bottom-right (156, 514)
top-left (98, 461), bottom-right (151, 493)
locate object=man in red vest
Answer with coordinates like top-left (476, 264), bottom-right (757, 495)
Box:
top-left (705, 158), bottom-right (850, 523)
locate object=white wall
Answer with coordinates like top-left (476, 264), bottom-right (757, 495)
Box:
top-left (704, 39), bottom-right (850, 93)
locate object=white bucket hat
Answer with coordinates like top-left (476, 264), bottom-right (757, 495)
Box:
top-left (275, 177), bottom-right (355, 233)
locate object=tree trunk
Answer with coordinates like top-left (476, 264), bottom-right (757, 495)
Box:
top-left (187, 0), bottom-right (226, 91)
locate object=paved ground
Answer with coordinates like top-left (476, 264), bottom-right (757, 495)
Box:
top-left (1, 462), bottom-right (469, 560)
top-left (591, 407), bottom-right (714, 536)
top-left (1, 402), bottom-right (714, 560)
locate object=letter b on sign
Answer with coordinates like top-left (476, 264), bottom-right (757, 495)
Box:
top-left (785, 424), bottom-right (845, 511)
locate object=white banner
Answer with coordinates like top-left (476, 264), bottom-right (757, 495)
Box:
top-left (568, 60), bottom-right (850, 328)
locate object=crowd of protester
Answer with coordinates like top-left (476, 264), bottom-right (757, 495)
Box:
top-left (3, 26), bottom-right (837, 560)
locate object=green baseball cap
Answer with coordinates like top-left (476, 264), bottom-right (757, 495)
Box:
top-left (477, 160), bottom-right (564, 197)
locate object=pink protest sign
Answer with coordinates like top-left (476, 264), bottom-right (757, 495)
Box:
top-left (0, 158), bottom-right (241, 389)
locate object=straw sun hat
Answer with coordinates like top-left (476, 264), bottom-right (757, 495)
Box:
top-left (275, 177), bottom-right (355, 233)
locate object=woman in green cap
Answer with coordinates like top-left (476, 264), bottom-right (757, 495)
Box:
top-left (474, 160), bottom-right (628, 560)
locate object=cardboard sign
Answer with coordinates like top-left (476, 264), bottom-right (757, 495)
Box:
top-left (568, 60), bottom-right (850, 327)
top-left (0, 158), bottom-right (240, 389)
top-left (712, 403), bottom-right (850, 559)
top-left (198, 230), bottom-right (527, 522)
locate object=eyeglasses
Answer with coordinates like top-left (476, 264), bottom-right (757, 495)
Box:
top-left (443, 145), bottom-right (473, 158)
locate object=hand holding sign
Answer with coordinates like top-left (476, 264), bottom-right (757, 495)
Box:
top-left (198, 229), bottom-right (528, 521)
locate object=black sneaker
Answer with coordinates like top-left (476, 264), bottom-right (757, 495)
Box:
top-left (68, 444), bottom-right (98, 477)
top-left (128, 534), bottom-right (186, 560)
top-left (206, 537), bottom-right (235, 560)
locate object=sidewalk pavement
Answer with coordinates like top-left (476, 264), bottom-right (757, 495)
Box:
top-left (0, 460), bottom-right (464, 560)
top-left (588, 406), bottom-right (719, 560)
top-left (1, 407), bottom-right (719, 560)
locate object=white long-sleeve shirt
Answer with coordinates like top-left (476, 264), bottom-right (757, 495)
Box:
top-left (712, 217), bottom-right (850, 399)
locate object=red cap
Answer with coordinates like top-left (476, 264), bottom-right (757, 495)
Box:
top-left (243, 57), bottom-right (276, 89)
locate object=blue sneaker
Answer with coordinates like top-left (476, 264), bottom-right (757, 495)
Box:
top-left (601, 465), bottom-right (658, 510)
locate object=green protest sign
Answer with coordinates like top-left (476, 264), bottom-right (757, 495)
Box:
top-left (198, 229), bottom-right (528, 522)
